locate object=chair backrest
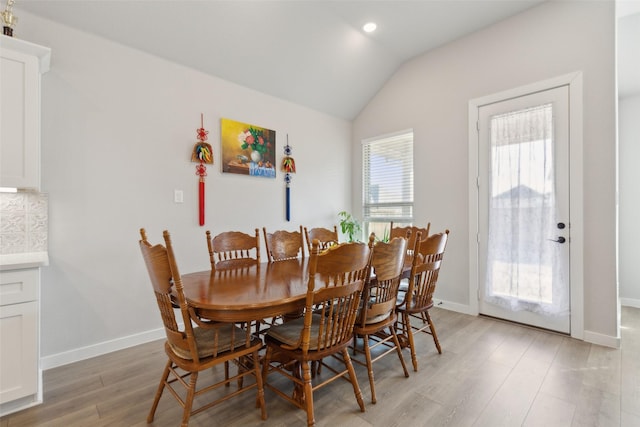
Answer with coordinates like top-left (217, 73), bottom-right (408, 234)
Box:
top-left (139, 228), bottom-right (199, 361)
top-left (206, 228), bottom-right (260, 270)
top-left (298, 236), bottom-right (374, 354)
top-left (358, 236), bottom-right (408, 326)
top-left (262, 226), bottom-right (305, 262)
top-left (402, 230), bottom-right (449, 311)
top-left (303, 226), bottom-right (339, 252)
top-left (389, 222), bottom-right (430, 255)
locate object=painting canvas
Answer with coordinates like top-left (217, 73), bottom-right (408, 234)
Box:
top-left (221, 118), bottom-right (276, 178)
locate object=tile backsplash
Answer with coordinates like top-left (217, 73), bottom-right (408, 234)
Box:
top-left (0, 192), bottom-right (48, 254)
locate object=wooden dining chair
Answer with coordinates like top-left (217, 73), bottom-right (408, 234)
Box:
top-left (396, 229), bottom-right (449, 372)
top-left (261, 237), bottom-right (374, 427)
top-left (395, 223), bottom-right (432, 318)
top-left (303, 225), bottom-right (339, 253)
top-left (260, 226), bottom-right (306, 329)
top-left (138, 228), bottom-right (266, 426)
top-left (206, 228), bottom-right (260, 270)
top-left (263, 226), bottom-right (305, 262)
top-left (352, 236), bottom-right (410, 403)
top-left (389, 221), bottom-right (431, 255)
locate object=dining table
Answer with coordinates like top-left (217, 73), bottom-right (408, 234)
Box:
top-left (180, 252), bottom-right (415, 324)
top-left (181, 258), bottom-right (312, 323)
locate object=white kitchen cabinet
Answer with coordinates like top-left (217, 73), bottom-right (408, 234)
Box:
top-left (0, 268), bottom-right (41, 416)
top-left (0, 35), bottom-right (50, 190)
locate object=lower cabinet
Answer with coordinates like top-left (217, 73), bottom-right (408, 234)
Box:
top-left (0, 268), bottom-right (41, 416)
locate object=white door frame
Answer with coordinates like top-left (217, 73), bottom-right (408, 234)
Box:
top-left (468, 72), bottom-right (584, 339)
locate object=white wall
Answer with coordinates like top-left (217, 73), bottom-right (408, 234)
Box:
top-left (353, 1), bottom-right (618, 341)
top-left (619, 94), bottom-right (640, 308)
top-left (15, 10), bottom-right (352, 367)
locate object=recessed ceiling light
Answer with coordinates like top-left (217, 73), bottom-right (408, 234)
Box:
top-left (363, 22), bottom-right (377, 33)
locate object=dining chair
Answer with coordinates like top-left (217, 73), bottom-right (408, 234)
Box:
top-left (206, 228), bottom-right (260, 270)
top-left (262, 225), bottom-right (305, 262)
top-left (396, 229), bottom-right (450, 372)
top-left (351, 236), bottom-right (410, 403)
top-left (206, 228), bottom-right (263, 336)
top-left (138, 228), bottom-right (266, 426)
top-left (261, 236), bottom-right (374, 427)
top-left (389, 221), bottom-right (430, 255)
top-left (303, 225), bottom-right (339, 253)
top-left (391, 221), bottom-right (431, 290)
top-left (260, 226), bottom-right (306, 329)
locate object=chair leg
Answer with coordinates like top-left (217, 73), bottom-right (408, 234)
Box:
top-left (147, 359), bottom-right (172, 423)
top-left (362, 334), bottom-right (377, 404)
top-left (310, 360), bottom-right (317, 378)
top-left (252, 348), bottom-right (268, 420)
top-left (301, 361), bottom-right (315, 427)
top-left (421, 311), bottom-right (429, 324)
top-left (237, 356), bottom-right (245, 388)
top-left (389, 325), bottom-right (410, 378)
top-left (394, 315), bottom-right (409, 349)
top-left (341, 348), bottom-right (365, 413)
top-left (351, 332), bottom-right (359, 355)
top-left (425, 311), bottom-right (442, 354)
top-left (261, 346), bottom-right (272, 385)
top-left (403, 312), bottom-right (419, 372)
top-left (181, 371), bottom-right (198, 427)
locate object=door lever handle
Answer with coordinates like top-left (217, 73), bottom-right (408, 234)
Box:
top-left (548, 236), bottom-right (566, 244)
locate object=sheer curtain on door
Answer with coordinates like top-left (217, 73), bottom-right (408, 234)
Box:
top-left (484, 103), bottom-right (569, 316)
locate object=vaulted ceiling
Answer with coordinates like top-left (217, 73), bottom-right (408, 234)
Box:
top-left (14, 0), bottom-right (640, 119)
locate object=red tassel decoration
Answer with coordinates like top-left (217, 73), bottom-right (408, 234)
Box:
top-left (196, 164), bottom-right (207, 226)
top-left (193, 114), bottom-right (212, 226)
top-left (199, 179), bottom-right (205, 226)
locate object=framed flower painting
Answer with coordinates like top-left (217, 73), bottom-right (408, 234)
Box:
top-left (221, 118), bottom-right (276, 178)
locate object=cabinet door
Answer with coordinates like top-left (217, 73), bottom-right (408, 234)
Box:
top-left (0, 301), bottom-right (38, 404)
top-left (0, 48), bottom-right (40, 189)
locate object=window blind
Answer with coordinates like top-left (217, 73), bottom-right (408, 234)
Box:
top-left (362, 130), bottom-right (414, 225)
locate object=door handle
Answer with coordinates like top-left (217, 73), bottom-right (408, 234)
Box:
top-left (548, 236), bottom-right (566, 244)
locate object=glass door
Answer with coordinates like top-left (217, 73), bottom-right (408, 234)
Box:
top-left (478, 85), bottom-right (570, 333)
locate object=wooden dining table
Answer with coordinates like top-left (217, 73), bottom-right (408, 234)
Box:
top-left (181, 251), bottom-right (414, 324)
top-left (181, 258), bottom-right (312, 323)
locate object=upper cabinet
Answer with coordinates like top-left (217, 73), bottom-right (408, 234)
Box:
top-left (0, 36), bottom-right (51, 190)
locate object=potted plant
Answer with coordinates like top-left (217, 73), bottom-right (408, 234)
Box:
top-left (338, 211), bottom-right (362, 242)
top-left (377, 227), bottom-right (390, 243)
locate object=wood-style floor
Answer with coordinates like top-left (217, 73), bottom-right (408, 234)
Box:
top-left (2, 306), bottom-right (639, 427)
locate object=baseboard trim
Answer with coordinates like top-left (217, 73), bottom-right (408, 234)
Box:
top-left (41, 327), bottom-right (166, 370)
top-left (0, 393), bottom-right (42, 418)
top-left (583, 329), bottom-right (620, 349)
top-left (620, 297), bottom-right (640, 309)
top-left (432, 298), bottom-right (474, 315)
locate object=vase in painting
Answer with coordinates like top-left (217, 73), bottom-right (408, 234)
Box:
top-left (250, 150), bottom-right (262, 163)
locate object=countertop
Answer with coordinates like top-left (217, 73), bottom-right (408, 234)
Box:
top-left (0, 252), bottom-right (49, 270)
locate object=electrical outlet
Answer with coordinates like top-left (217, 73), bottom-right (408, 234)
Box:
top-left (174, 190), bottom-right (183, 203)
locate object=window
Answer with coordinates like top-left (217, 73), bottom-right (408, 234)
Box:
top-left (362, 130), bottom-right (414, 240)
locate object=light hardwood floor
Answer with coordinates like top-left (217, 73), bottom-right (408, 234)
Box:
top-left (2, 306), bottom-right (639, 427)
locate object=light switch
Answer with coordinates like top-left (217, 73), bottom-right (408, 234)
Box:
top-left (174, 190), bottom-right (183, 203)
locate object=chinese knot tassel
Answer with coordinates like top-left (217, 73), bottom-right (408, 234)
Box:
top-left (199, 178), bottom-right (205, 226)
